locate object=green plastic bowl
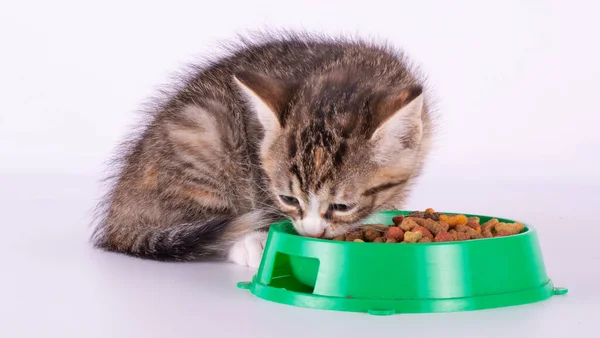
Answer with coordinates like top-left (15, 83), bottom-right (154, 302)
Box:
top-left (237, 210), bottom-right (567, 315)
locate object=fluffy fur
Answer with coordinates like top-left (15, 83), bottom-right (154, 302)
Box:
top-left (91, 31), bottom-right (437, 266)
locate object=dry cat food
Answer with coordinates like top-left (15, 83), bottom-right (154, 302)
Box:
top-left (330, 208), bottom-right (525, 243)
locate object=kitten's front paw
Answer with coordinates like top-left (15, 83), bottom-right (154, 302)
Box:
top-left (228, 231), bottom-right (268, 269)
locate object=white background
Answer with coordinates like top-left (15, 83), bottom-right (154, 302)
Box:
top-left (1, 1), bottom-right (599, 337)
top-left (1, 0), bottom-right (599, 183)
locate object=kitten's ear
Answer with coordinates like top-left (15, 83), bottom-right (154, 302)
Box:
top-left (370, 86), bottom-right (424, 162)
top-left (233, 71), bottom-right (295, 150)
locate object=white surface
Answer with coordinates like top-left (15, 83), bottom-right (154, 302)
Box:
top-left (1, 0), bottom-right (599, 337)
top-left (1, 175), bottom-right (598, 338)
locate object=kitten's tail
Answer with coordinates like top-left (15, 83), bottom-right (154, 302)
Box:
top-left (91, 211), bottom-right (275, 261)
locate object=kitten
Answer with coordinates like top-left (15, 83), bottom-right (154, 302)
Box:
top-left (91, 32), bottom-right (435, 268)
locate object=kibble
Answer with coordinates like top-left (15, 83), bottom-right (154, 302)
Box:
top-left (323, 208), bottom-right (526, 244)
top-left (449, 229), bottom-right (470, 241)
top-left (482, 218), bottom-right (499, 238)
top-left (495, 222), bottom-right (525, 236)
top-left (412, 225), bottom-right (434, 241)
top-left (455, 224), bottom-right (482, 239)
top-left (495, 229), bottom-right (512, 237)
top-left (392, 215), bottom-right (404, 226)
top-left (424, 212), bottom-right (441, 221)
top-left (399, 218), bottom-right (419, 232)
top-left (364, 228), bottom-right (382, 242)
top-left (403, 231), bottom-right (423, 243)
top-left (345, 230), bottom-right (364, 242)
top-left (482, 218), bottom-right (499, 232)
top-left (439, 214), bottom-right (469, 227)
top-left (455, 232), bottom-right (471, 241)
top-left (465, 227), bottom-right (484, 239)
top-left (434, 231), bottom-right (454, 242)
top-left (455, 224), bottom-right (469, 233)
top-left (466, 220), bottom-right (480, 230)
top-left (410, 217), bottom-right (448, 236)
top-left (407, 211), bottom-right (425, 218)
top-left (384, 226), bottom-right (405, 242)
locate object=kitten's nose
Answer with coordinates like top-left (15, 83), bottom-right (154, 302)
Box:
top-left (300, 218), bottom-right (327, 238)
top-left (305, 228), bottom-right (326, 238)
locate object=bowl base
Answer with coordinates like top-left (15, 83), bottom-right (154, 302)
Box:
top-left (239, 277), bottom-right (560, 315)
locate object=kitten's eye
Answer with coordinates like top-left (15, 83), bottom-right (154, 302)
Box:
top-left (329, 203), bottom-right (353, 212)
top-left (279, 195), bottom-right (299, 206)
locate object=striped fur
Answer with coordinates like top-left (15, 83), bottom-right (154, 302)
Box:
top-left (91, 31), bottom-right (436, 262)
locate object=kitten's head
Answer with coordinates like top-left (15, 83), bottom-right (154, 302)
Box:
top-left (234, 69), bottom-right (432, 238)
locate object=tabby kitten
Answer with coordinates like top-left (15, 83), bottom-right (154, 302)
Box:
top-left (92, 33), bottom-right (435, 268)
